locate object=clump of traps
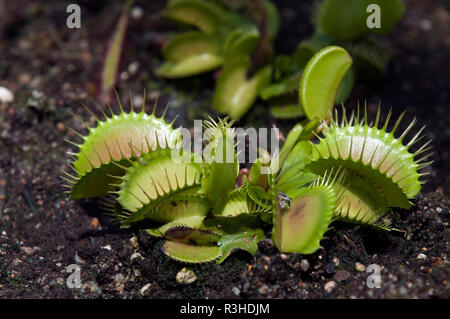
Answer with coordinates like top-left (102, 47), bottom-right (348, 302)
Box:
top-left (63, 46), bottom-right (432, 263)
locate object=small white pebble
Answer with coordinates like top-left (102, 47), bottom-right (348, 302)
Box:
top-left (139, 283), bottom-right (152, 295)
top-left (128, 61), bottom-right (139, 75)
top-left (0, 86), bottom-right (14, 104)
top-left (419, 19), bottom-right (432, 31)
top-left (130, 252), bottom-right (143, 261)
top-left (120, 71), bottom-right (129, 80)
top-left (176, 268), bottom-right (197, 284)
top-left (399, 286), bottom-right (408, 295)
top-left (333, 257), bottom-right (340, 266)
top-left (101, 245), bottom-right (112, 251)
top-left (417, 253), bottom-right (427, 260)
top-left (129, 236), bottom-right (139, 249)
top-left (324, 281), bottom-right (337, 293)
top-left (130, 6), bottom-right (143, 20)
top-left (231, 287), bottom-right (240, 296)
top-left (21, 246), bottom-right (34, 256)
top-left (300, 259), bottom-right (310, 272)
top-left (355, 262), bottom-right (366, 272)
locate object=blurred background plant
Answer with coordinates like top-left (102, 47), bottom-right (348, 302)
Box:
top-left (101, 0), bottom-right (404, 121)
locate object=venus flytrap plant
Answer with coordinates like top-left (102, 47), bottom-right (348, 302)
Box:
top-left (63, 46), bottom-right (431, 263)
top-left (156, 31), bottom-right (226, 79)
top-left (63, 94), bottom-right (180, 199)
top-left (265, 46), bottom-right (432, 254)
top-left (315, 0), bottom-right (405, 39)
top-left (157, 0), bottom-right (278, 80)
top-left (260, 0), bottom-right (404, 119)
top-left (213, 56), bottom-right (272, 120)
top-left (157, 0), bottom-right (279, 120)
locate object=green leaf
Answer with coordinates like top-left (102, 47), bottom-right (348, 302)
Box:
top-left (278, 119), bottom-right (319, 172)
top-left (260, 0), bottom-right (280, 40)
top-left (164, 0), bottom-right (224, 33)
top-left (340, 39), bottom-right (392, 77)
top-left (278, 123), bottom-right (305, 170)
top-left (334, 67), bottom-right (354, 104)
top-left (213, 56), bottom-right (271, 120)
top-left (270, 104), bottom-right (304, 119)
top-left (224, 27), bottom-right (260, 59)
top-left (146, 215), bottom-right (207, 237)
top-left (201, 119), bottom-right (239, 204)
top-left (272, 181), bottom-right (336, 254)
top-left (299, 46), bottom-right (353, 121)
top-left (67, 104), bottom-right (179, 199)
top-left (157, 32), bottom-right (224, 78)
top-left (246, 185), bottom-right (271, 209)
top-left (277, 140), bottom-right (316, 196)
top-left (163, 241), bottom-right (222, 263)
top-left (293, 32), bottom-right (333, 68)
top-left (164, 227), bottom-right (222, 245)
top-left (315, 0), bottom-right (404, 39)
top-left (101, 0), bottom-right (134, 102)
top-left (216, 228), bottom-right (265, 263)
top-left (115, 149), bottom-right (204, 225)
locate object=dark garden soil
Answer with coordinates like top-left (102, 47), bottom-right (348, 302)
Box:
top-left (0, 0), bottom-right (449, 298)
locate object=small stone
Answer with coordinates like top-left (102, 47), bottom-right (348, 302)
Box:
top-left (417, 253), bottom-right (427, 260)
top-left (56, 277), bottom-right (64, 285)
top-left (300, 259), bottom-right (310, 272)
top-left (101, 245), bottom-right (112, 251)
top-left (120, 71), bottom-right (129, 80)
top-left (355, 262), bottom-right (366, 272)
top-left (334, 270), bottom-right (351, 282)
top-left (231, 287), bottom-right (240, 296)
top-left (130, 252), bottom-right (143, 261)
top-left (11, 258), bottom-right (22, 266)
top-left (280, 253), bottom-right (288, 261)
top-left (399, 286), bottom-right (408, 295)
top-left (18, 73), bottom-right (31, 85)
top-left (86, 281), bottom-right (100, 294)
top-left (129, 235), bottom-right (139, 249)
top-left (57, 122), bottom-right (66, 132)
top-left (258, 284), bottom-right (269, 294)
top-left (419, 19), bottom-right (432, 31)
top-left (21, 246), bottom-right (34, 256)
top-left (130, 6), bottom-right (143, 20)
top-left (90, 217), bottom-right (100, 228)
top-left (176, 268), bottom-right (197, 284)
top-left (332, 257), bottom-right (340, 266)
top-left (114, 273), bottom-right (126, 292)
top-left (128, 61), bottom-right (139, 75)
top-left (74, 253), bottom-right (86, 264)
top-left (324, 280), bottom-right (337, 293)
top-left (140, 283), bottom-right (152, 295)
top-left (0, 86), bottom-right (14, 104)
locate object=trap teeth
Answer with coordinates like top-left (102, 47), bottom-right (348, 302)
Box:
top-left (304, 106), bottom-right (430, 225)
top-left (65, 95), bottom-right (180, 200)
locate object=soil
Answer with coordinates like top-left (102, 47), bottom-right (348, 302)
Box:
top-left (0, 0), bottom-right (449, 299)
